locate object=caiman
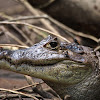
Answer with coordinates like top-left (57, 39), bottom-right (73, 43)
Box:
top-left (0, 35), bottom-right (100, 100)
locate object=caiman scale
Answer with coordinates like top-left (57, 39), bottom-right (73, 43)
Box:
top-left (0, 35), bottom-right (100, 100)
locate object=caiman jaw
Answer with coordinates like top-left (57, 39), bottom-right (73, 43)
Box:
top-left (0, 35), bottom-right (93, 87)
top-left (29, 60), bottom-right (92, 85)
top-left (0, 59), bottom-right (92, 86)
top-left (0, 58), bottom-right (92, 86)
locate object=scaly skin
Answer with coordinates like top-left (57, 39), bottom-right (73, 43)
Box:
top-left (0, 35), bottom-right (66, 65)
top-left (0, 36), bottom-right (100, 100)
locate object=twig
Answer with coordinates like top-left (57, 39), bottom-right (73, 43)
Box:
top-left (19, 0), bottom-right (99, 43)
top-left (94, 46), bottom-right (100, 51)
top-left (24, 75), bottom-right (36, 90)
top-left (0, 13), bottom-right (34, 45)
top-left (0, 26), bottom-right (28, 46)
top-left (3, 14), bottom-right (98, 43)
top-left (12, 25), bottom-right (34, 45)
top-left (0, 44), bottom-right (28, 48)
top-left (0, 94), bottom-right (42, 99)
top-left (19, 0), bottom-right (61, 36)
top-left (0, 94), bottom-right (25, 99)
top-left (24, 76), bottom-right (53, 99)
top-left (0, 21), bottom-right (70, 43)
top-left (3, 15), bottom-right (48, 22)
top-left (1, 14), bottom-right (75, 39)
top-left (0, 13), bottom-right (49, 38)
top-left (0, 13), bottom-right (71, 42)
top-left (47, 16), bottom-right (99, 43)
top-left (33, 28), bottom-right (48, 38)
top-left (14, 82), bottom-right (43, 91)
top-left (0, 88), bottom-right (39, 100)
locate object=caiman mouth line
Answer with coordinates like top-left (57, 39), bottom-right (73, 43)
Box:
top-left (0, 56), bottom-right (86, 67)
top-left (0, 58), bottom-right (92, 86)
top-left (0, 57), bottom-right (66, 66)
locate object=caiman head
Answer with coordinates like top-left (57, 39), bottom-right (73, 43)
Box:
top-left (0, 35), bottom-right (99, 100)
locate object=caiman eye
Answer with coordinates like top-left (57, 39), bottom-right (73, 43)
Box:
top-left (44, 41), bottom-right (59, 50)
top-left (50, 42), bottom-right (58, 48)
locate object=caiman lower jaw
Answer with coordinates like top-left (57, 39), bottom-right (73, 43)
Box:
top-left (0, 59), bottom-right (92, 86)
top-left (0, 59), bottom-right (94, 99)
top-left (39, 60), bottom-right (93, 85)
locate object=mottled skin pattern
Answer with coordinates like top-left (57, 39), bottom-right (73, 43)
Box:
top-left (0, 35), bottom-right (67, 65)
top-left (0, 36), bottom-right (100, 100)
top-left (60, 42), bottom-right (84, 53)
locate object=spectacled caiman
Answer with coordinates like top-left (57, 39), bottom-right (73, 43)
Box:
top-left (0, 35), bottom-right (100, 100)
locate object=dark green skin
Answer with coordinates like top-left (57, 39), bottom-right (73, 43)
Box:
top-left (0, 36), bottom-right (100, 100)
